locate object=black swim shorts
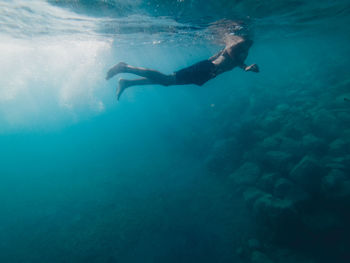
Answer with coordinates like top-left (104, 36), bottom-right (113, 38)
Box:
top-left (174, 60), bottom-right (216, 86)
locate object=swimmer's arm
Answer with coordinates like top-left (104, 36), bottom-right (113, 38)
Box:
top-left (239, 63), bottom-right (248, 71)
top-left (242, 63), bottom-right (260, 73)
top-left (209, 48), bottom-right (225, 62)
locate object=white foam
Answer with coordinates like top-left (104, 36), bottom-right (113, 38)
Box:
top-left (0, 36), bottom-right (112, 130)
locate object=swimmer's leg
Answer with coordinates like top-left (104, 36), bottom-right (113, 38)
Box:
top-left (106, 62), bottom-right (127, 80)
top-left (117, 78), bottom-right (157, 101)
top-left (107, 63), bottom-right (176, 86)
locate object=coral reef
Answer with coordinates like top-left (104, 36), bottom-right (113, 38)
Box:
top-left (205, 78), bottom-right (350, 262)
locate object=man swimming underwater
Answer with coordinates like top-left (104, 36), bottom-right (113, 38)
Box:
top-left (106, 35), bottom-right (259, 101)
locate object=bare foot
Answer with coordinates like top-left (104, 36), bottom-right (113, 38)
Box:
top-left (116, 79), bottom-right (129, 101)
top-left (106, 62), bottom-right (127, 80)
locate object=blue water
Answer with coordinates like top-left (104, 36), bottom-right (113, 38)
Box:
top-left (1, 0), bottom-right (350, 262)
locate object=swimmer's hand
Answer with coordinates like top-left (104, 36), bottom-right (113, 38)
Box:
top-left (245, 64), bottom-right (259, 73)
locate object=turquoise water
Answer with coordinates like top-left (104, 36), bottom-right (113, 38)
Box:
top-left (1, 0), bottom-right (350, 262)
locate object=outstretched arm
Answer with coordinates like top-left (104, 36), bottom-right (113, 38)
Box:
top-left (239, 63), bottom-right (248, 70)
top-left (209, 48), bottom-right (225, 62)
top-left (240, 63), bottom-right (259, 72)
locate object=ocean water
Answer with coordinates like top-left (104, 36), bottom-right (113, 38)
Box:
top-left (1, 0), bottom-right (350, 262)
